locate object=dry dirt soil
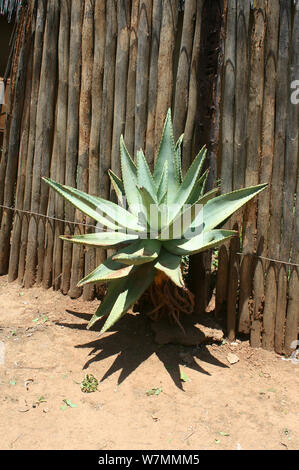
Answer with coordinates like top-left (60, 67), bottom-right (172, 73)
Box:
top-left (0, 275), bottom-right (298, 451)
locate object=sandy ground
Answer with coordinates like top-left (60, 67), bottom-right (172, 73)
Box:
top-left (0, 275), bottom-right (298, 451)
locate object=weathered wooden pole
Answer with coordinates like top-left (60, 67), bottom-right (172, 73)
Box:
top-left (69, 0), bottom-right (94, 299)
top-left (61, 0), bottom-right (84, 295)
top-left (0, 6), bottom-right (32, 275)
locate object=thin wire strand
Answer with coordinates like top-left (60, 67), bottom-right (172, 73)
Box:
top-left (237, 252), bottom-right (299, 268)
top-left (0, 204), bottom-right (98, 229)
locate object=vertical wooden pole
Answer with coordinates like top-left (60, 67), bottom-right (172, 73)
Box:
top-left (283, 1), bottom-right (299, 355)
top-left (233, 0), bottom-right (250, 192)
top-left (251, 259), bottom-right (265, 346)
top-left (97, 0), bottom-right (117, 273)
top-left (23, 0), bottom-right (59, 288)
top-left (135, 0), bottom-right (152, 154)
top-left (227, 233), bottom-right (240, 340)
top-left (263, 0), bottom-right (291, 348)
top-left (0, 8), bottom-right (31, 275)
top-left (0, 10), bottom-right (25, 221)
top-left (190, 0), bottom-right (225, 315)
top-left (215, 244), bottom-right (229, 319)
top-left (81, 0), bottom-right (96, 301)
top-left (182, 0), bottom-right (203, 174)
top-left (8, 23), bottom-right (34, 282)
top-left (52, 0), bottom-right (71, 291)
top-left (18, 0), bottom-right (47, 284)
top-left (111, 0), bottom-right (131, 176)
top-left (124, 0), bottom-right (139, 157)
top-left (42, 100), bottom-right (57, 289)
top-left (238, 0), bottom-right (266, 334)
top-left (221, 0), bottom-right (236, 197)
top-left (274, 265), bottom-right (288, 353)
top-left (280, 0), bottom-right (299, 263)
top-left (69, 0), bottom-right (94, 299)
top-left (267, 0), bottom-right (291, 262)
top-left (43, 0), bottom-right (71, 289)
top-left (61, 0), bottom-right (84, 295)
top-left (262, 263), bottom-right (277, 350)
top-left (145, 0), bottom-right (162, 168)
top-left (208, 0), bottom-right (226, 192)
top-left (173, 0), bottom-right (197, 141)
top-left (36, 0), bottom-right (60, 285)
top-left (284, 269), bottom-right (299, 355)
top-left (213, 1), bottom-right (230, 326)
top-left (154, 0), bottom-right (179, 150)
top-left (223, 0), bottom-right (247, 338)
top-left (251, 0), bottom-right (279, 348)
top-left (99, 0), bottom-right (117, 201)
top-left (86, 0), bottom-right (106, 299)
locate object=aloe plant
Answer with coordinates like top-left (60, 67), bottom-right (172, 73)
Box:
top-left (43, 109), bottom-right (267, 335)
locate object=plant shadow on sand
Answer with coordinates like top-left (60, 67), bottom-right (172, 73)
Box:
top-left (57, 310), bottom-right (228, 390)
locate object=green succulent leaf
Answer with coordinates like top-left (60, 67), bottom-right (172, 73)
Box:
top-left (88, 263), bottom-right (155, 332)
top-left (164, 229), bottom-right (238, 256)
top-left (137, 149), bottom-right (158, 203)
top-left (60, 231), bottom-right (139, 247)
top-left (191, 183), bottom-right (268, 233)
top-left (157, 161), bottom-right (168, 204)
top-left (112, 239), bottom-right (161, 265)
top-left (159, 201), bottom-right (202, 241)
top-left (155, 249), bottom-right (184, 288)
top-left (187, 169), bottom-right (210, 205)
top-left (43, 177), bottom-right (144, 233)
top-left (77, 256), bottom-right (134, 287)
top-left (108, 169), bottom-right (125, 204)
top-left (120, 135), bottom-right (142, 217)
top-left (43, 177), bottom-right (119, 231)
top-left (197, 187), bottom-right (219, 206)
top-left (167, 146), bottom-right (207, 220)
top-left (153, 109), bottom-right (180, 202)
top-left (137, 186), bottom-right (160, 232)
top-left (87, 277), bottom-right (129, 330)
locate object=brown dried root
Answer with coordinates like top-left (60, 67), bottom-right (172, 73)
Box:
top-left (146, 272), bottom-right (195, 334)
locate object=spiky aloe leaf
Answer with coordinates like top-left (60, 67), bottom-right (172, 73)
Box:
top-left (153, 109), bottom-right (180, 201)
top-left (160, 184), bottom-right (214, 241)
top-left (157, 161), bottom-right (168, 203)
top-left (167, 146), bottom-right (207, 220)
top-left (137, 149), bottom-right (158, 203)
top-left (187, 169), bottom-right (210, 205)
top-left (108, 169), bottom-right (125, 204)
top-left (164, 229), bottom-right (238, 256)
top-left (112, 239), bottom-right (161, 265)
top-left (87, 262), bottom-right (156, 332)
top-left (164, 187), bottom-right (219, 240)
top-left (197, 187), bottom-right (219, 206)
top-left (191, 183), bottom-right (268, 233)
top-left (159, 203), bottom-right (202, 241)
top-left (60, 231), bottom-right (139, 247)
top-left (137, 186), bottom-right (160, 232)
top-left (154, 249), bottom-right (184, 288)
top-left (120, 135), bottom-right (142, 217)
top-left (86, 277), bottom-right (128, 329)
top-left (43, 177), bottom-right (119, 231)
top-left (77, 257), bottom-right (134, 287)
top-left (43, 177), bottom-right (144, 233)
top-left (163, 186), bottom-right (218, 240)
